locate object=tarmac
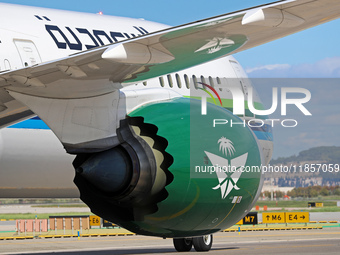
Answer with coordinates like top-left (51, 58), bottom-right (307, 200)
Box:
top-left (1, 228), bottom-right (340, 254)
top-left (1, 205), bottom-right (340, 254)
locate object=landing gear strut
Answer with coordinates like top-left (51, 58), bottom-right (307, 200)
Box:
top-left (173, 235), bottom-right (213, 252)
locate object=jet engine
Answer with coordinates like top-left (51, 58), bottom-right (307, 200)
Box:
top-left (73, 97), bottom-right (264, 238)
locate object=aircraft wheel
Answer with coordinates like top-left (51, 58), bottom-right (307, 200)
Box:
top-left (193, 235), bottom-right (213, 252)
top-left (173, 238), bottom-right (193, 252)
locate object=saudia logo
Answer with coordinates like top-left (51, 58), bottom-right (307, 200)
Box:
top-left (204, 137), bottom-right (248, 199)
top-left (45, 25), bottom-right (149, 51)
top-left (195, 37), bottom-right (235, 54)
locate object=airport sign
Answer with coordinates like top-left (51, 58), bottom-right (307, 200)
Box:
top-left (236, 212), bottom-right (258, 225)
top-left (262, 212), bottom-right (285, 223)
top-left (89, 216), bottom-right (101, 227)
top-left (243, 212), bottom-right (258, 225)
top-left (285, 212), bottom-right (309, 223)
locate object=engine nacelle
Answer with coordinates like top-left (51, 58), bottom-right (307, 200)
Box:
top-left (73, 97), bottom-right (264, 238)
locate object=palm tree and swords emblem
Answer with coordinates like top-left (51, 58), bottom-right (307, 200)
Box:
top-left (205, 137), bottom-right (248, 199)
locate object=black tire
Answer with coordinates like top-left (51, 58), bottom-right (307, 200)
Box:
top-left (193, 235), bottom-right (213, 252)
top-left (173, 238), bottom-right (193, 252)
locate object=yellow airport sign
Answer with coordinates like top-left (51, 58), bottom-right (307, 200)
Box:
top-left (285, 212), bottom-right (309, 223)
top-left (315, 203), bottom-right (323, 207)
top-left (236, 219), bottom-right (243, 225)
top-left (89, 216), bottom-right (101, 226)
top-left (262, 212), bottom-right (285, 223)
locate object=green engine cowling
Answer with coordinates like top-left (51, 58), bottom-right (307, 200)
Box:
top-left (73, 97), bottom-right (263, 238)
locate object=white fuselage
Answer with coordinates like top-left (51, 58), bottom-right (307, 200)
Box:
top-left (0, 3), bottom-right (166, 71)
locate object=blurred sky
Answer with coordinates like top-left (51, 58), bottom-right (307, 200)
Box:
top-left (1, 0), bottom-right (340, 158)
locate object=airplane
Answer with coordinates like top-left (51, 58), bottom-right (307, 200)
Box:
top-left (0, 0), bottom-right (339, 252)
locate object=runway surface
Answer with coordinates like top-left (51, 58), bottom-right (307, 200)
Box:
top-left (1, 228), bottom-right (340, 255)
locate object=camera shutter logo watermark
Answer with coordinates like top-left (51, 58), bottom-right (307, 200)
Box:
top-left (205, 137), bottom-right (248, 199)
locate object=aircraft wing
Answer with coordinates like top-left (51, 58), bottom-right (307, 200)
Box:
top-left (0, 89), bottom-right (35, 128)
top-left (1, 0), bottom-right (340, 128)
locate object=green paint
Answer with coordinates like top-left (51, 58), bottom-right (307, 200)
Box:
top-left (123, 97), bottom-right (262, 237)
top-left (123, 27), bottom-right (247, 83)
